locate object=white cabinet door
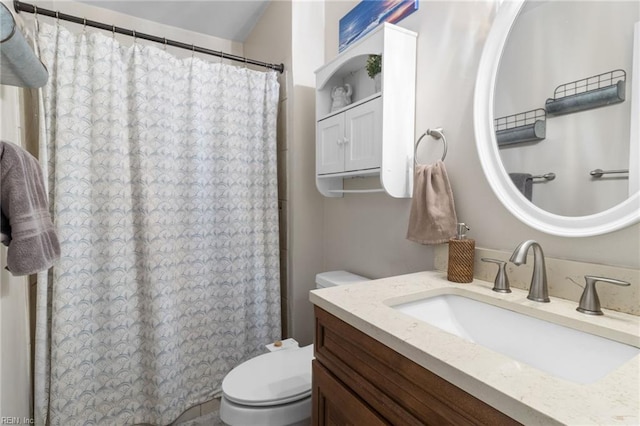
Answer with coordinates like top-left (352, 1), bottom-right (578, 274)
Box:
top-left (344, 97), bottom-right (382, 172)
top-left (317, 114), bottom-right (344, 175)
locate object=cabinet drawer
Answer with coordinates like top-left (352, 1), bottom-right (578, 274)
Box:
top-left (314, 307), bottom-right (520, 426)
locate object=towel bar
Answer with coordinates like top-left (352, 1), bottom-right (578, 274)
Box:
top-left (327, 188), bottom-right (385, 194)
top-left (590, 169), bottom-right (629, 178)
top-left (529, 173), bottom-right (555, 181)
top-left (414, 128), bottom-right (447, 166)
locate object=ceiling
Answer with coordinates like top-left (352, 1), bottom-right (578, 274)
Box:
top-left (80, 1), bottom-right (271, 42)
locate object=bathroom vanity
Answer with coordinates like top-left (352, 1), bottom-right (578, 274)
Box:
top-left (312, 306), bottom-right (517, 425)
top-left (309, 271), bottom-right (640, 425)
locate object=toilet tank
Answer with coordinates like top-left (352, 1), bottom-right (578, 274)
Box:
top-left (315, 270), bottom-right (370, 289)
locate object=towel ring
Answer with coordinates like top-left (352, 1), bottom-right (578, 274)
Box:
top-left (414, 128), bottom-right (448, 166)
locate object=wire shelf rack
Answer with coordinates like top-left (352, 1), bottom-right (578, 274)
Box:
top-left (546, 69), bottom-right (626, 115)
top-left (494, 108), bottom-right (546, 146)
top-left (494, 108), bottom-right (546, 132)
top-left (551, 69), bottom-right (626, 100)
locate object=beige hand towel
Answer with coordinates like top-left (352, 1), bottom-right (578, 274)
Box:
top-left (406, 160), bottom-right (458, 244)
top-left (1, 140), bottom-right (60, 275)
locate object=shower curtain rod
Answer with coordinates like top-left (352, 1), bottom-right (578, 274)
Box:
top-left (12, 0), bottom-right (285, 73)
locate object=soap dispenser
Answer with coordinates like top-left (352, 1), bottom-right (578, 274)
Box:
top-left (447, 223), bottom-right (475, 283)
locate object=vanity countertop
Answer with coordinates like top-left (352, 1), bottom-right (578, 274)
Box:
top-left (309, 271), bottom-right (640, 425)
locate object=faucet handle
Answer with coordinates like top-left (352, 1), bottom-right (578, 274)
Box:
top-left (481, 258), bottom-right (511, 293)
top-left (577, 275), bottom-right (630, 315)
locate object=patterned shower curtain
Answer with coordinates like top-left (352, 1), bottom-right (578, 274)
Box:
top-left (34, 22), bottom-right (281, 425)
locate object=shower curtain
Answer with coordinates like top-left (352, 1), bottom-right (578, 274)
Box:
top-left (34, 22), bottom-right (281, 425)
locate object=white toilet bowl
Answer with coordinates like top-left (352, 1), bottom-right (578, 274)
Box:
top-left (219, 271), bottom-right (369, 426)
top-left (220, 344), bottom-right (314, 426)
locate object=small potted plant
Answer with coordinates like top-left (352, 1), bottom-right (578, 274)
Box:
top-left (365, 54), bottom-right (382, 92)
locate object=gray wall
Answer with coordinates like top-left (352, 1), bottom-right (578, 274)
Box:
top-left (247, 1), bottom-right (327, 345)
top-left (247, 0), bottom-right (640, 346)
top-left (322, 0), bottom-right (640, 283)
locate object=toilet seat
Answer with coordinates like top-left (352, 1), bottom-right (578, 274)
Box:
top-left (222, 344), bottom-right (314, 407)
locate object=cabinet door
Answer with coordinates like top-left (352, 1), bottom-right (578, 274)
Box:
top-left (344, 97), bottom-right (382, 172)
top-left (317, 114), bottom-right (345, 175)
top-left (314, 307), bottom-right (521, 426)
top-left (312, 360), bottom-right (387, 426)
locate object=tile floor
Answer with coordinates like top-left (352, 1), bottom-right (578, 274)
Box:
top-left (173, 398), bottom-right (222, 425)
top-left (179, 408), bottom-right (224, 426)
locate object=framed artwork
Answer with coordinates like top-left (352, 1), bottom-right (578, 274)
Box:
top-left (339, 0), bottom-right (419, 52)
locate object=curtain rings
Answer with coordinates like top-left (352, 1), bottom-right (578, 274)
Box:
top-left (82, 17), bottom-right (87, 34)
top-left (55, 11), bottom-right (60, 25)
top-left (163, 37), bottom-right (167, 51)
top-left (191, 44), bottom-right (195, 58)
top-left (219, 51), bottom-right (224, 64)
top-left (112, 24), bottom-right (116, 39)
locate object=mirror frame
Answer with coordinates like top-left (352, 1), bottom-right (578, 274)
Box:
top-left (474, 0), bottom-right (640, 237)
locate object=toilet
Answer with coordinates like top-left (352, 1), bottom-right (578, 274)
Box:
top-left (219, 271), bottom-right (369, 426)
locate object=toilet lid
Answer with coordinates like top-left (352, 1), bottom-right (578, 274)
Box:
top-left (222, 344), bottom-right (314, 407)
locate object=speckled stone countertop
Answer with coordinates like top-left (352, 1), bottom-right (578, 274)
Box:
top-left (309, 271), bottom-right (640, 425)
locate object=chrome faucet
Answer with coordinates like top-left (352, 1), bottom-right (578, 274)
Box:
top-left (509, 240), bottom-right (550, 302)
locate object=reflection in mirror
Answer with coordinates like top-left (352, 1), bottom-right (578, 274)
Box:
top-left (474, 0), bottom-right (640, 237)
top-left (494, 1), bottom-right (639, 217)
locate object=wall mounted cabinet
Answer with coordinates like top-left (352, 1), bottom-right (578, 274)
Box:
top-left (315, 23), bottom-right (417, 197)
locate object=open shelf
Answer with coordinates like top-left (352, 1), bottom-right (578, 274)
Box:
top-left (495, 108), bottom-right (546, 146)
top-left (318, 93), bottom-right (381, 122)
top-left (545, 69), bottom-right (626, 116)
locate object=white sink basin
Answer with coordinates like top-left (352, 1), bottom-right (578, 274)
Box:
top-left (393, 293), bottom-right (639, 384)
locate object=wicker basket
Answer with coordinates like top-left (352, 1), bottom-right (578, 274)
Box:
top-left (447, 239), bottom-right (475, 283)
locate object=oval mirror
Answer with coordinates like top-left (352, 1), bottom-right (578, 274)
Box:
top-left (474, 0), bottom-right (640, 237)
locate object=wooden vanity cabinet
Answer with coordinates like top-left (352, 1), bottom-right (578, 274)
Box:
top-left (312, 307), bottom-right (520, 426)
